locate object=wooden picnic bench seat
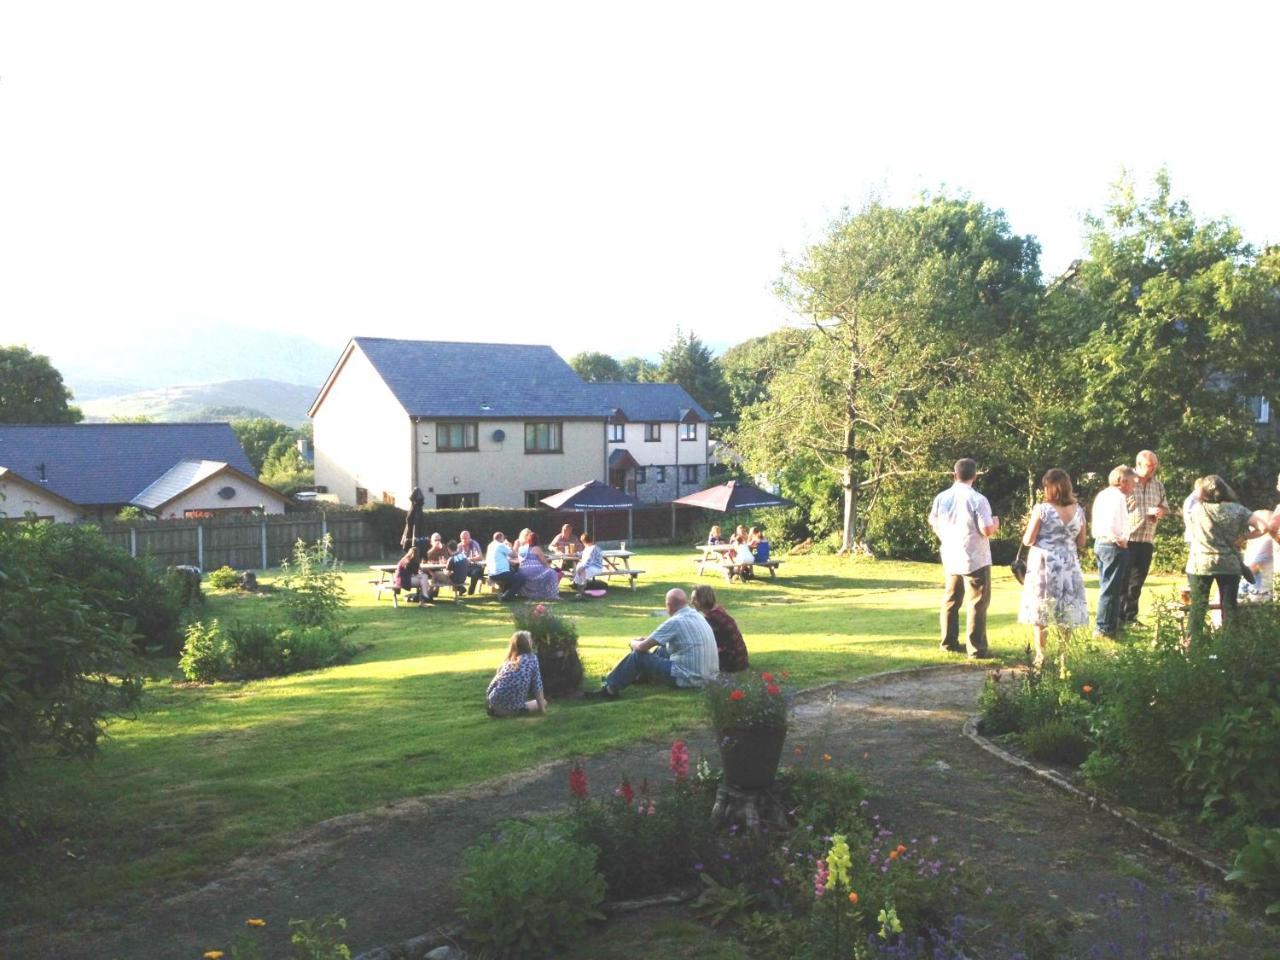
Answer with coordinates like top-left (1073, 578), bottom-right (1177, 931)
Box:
top-left (695, 558), bottom-right (783, 581)
top-left (592, 567), bottom-right (646, 591)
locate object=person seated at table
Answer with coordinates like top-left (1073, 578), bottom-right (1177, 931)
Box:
top-left (734, 524), bottom-right (750, 542)
top-left (549, 523), bottom-right (576, 554)
top-left (749, 526), bottom-right (771, 564)
top-left (691, 584), bottom-right (749, 673)
top-left (395, 544), bottom-right (437, 605)
top-left (514, 528), bottom-right (534, 560)
top-left (443, 540), bottom-right (472, 598)
top-left (424, 532), bottom-right (454, 590)
top-left (484, 532), bottom-right (519, 601)
top-left (586, 589), bottom-right (718, 700)
top-left (515, 531), bottom-right (563, 600)
top-left (729, 534), bottom-right (755, 581)
top-left (706, 524), bottom-right (724, 545)
top-left (458, 530), bottom-right (485, 594)
top-left (486, 630), bottom-right (547, 717)
top-left (572, 531), bottom-right (605, 588)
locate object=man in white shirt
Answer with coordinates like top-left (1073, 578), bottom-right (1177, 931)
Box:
top-left (483, 532), bottom-right (518, 601)
top-left (1091, 464), bottom-right (1139, 638)
top-left (928, 458), bottom-right (998, 659)
top-left (587, 588), bottom-right (718, 699)
top-left (457, 529), bottom-right (485, 594)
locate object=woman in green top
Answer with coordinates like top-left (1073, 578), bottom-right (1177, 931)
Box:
top-left (1184, 475), bottom-right (1268, 633)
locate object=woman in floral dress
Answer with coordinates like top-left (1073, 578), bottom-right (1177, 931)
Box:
top-left (1018, 468), bottom-right (1089, 667)
top-left (514, 531), bottom-right (563, 601)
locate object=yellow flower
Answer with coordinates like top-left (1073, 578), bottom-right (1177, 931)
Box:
top-left (204, 952), bottom-right (225, 960)
top-left (826, 834), bottom-right (852, 891)
top-left (245, 918), bottom-right (267, 927)
top-left (822, 753), bottom-right (832, 763)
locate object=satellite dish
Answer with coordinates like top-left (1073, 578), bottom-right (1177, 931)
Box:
top-left (492, 429), bottom-right (506, 442)
top-left (217, 486), bottom-right (237, 500)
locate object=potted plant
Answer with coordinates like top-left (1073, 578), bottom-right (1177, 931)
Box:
top-left (704, 670), bottom-right (790, 790)
top-left (511, 603), bottom-right (583, 698)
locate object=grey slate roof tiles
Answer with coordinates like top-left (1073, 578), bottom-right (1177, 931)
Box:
top-left (586, 381), bottom-right (711, 422)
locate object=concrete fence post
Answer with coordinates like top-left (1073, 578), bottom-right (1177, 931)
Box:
top-left (261, 520), bottom-right (268, 570)
top-left (129, 526), bottom-right (137, 558)
top-left (197, 524), bottom-right (204, 571)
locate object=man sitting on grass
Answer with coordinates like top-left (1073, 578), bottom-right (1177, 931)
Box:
top-left (586, 588), bottom-right (718, 700)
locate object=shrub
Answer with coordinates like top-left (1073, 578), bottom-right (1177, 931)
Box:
top-left (223, 619), bottom-right (283, 677)
top-left (458, 821), bottom-right (605, 959)
top-left (278, 535), bottom-right (348, 629)
top-left (705, 669), bottom-right (791, 731)
top-left (1226, 826), bottom-right (1280, 916)
top-left (511, 603), bottom-right (582, 698)
top-left (178, 619), bottom-right (228, 683)
top-left (0, 523), bottom-right (142, 789)
top-left (977, 673), bottom-right (1022, 735)
top-left (1022, 719), bottom-right (1091, 766)
top-left (207, 565), bottom-right (242, 590)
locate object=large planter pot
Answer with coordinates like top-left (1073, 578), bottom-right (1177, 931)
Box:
top-left (716, 725), bottom-right (787, 790)
top-left (538, 643), bottom-right (583, 699)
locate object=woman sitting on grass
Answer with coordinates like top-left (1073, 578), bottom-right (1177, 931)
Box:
top-left (486, 631), bottom-right (547, 717)
top-left (691, 584), bottom-right (749, 672)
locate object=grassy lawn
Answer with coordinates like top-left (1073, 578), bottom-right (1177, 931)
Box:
top-left (0, 548), bottom-right (1180, 926)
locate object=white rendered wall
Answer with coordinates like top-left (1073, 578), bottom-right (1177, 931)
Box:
top-left (159, 475), bottom-right (288, 518)
top-left (0, 479), bottom-right (81, 522)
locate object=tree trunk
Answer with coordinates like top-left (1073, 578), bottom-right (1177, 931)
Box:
top-left (839, 347), bottom-right (859, 553)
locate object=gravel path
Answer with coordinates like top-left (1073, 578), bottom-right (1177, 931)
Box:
top-left (2, 664), bottom-right (1271, 959)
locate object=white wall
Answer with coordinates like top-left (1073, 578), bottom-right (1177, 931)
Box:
top-left (0, 478), bottom-right (81, 522)
top-left (159, 474), bottom-right (287, 518)
top-left (610, 420), bottom-right (708, 469)
top-left (415, 419), bottom-right (605, 507)
top-left (313, 347), bottom-right (413, 506)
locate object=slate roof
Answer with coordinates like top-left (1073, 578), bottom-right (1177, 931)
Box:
top-left (337, 338), bottom-right (617, 419)
top-left (0, 423), bottom-right (257, 507)
top-left (131, 459), bottom-right (230, 510)
top-left (586, 381), bottom-right (711, 422)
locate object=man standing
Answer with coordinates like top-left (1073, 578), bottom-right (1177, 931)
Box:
top-left (1121, 450), bottom-right (1171, 627)
top-left (928, 458), bottom-right (998, 659)
top-left (587, 588), bottom-right (718, 699)
top-left (1092, 465), bottom-right (1138, 638)
top-left (484, 532), bottom-right (519, 601)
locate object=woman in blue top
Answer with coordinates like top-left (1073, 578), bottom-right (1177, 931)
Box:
top-left (486, 631), bottom-right (546, 717)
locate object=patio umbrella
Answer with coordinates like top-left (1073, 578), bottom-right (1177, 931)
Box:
top-left (671, 479), bottom-right (793, 512)
top-left (541, 480), bottom-right (641, 542)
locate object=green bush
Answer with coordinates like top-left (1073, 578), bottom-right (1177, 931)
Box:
top-left (207, 565), bottom-right (242, 590)
top-left (511, 603), bottom-right (582, 698)
top-left (178, 619), bottom-right (228, 683)
top-left (278, 535), bottom-right (347, 629)
top-left (1226, 826), bottom-right (1280, 916)
top-left (1023, 719), bottom-right (1091, 766)
top-left (458, 821), bottom-right (605, 959)
top-left (0, 523), bottom-right (142, 790)
top-left (977, 673), bottom-right (1023, 735)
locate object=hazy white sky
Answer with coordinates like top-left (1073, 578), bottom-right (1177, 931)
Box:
top-left (2, 1), bottom-right (1276, 371)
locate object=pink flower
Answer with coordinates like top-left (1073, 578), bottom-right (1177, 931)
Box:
top-left (616, 778), bottom-right (634, 804)
top-left (569, 763), bottom-right (588, 799)
top-left (670, 740), bottom-right (690, 780)
top-left (813, 858), bottom-right (829, 899)
top-left (533, 604), bottom-right (547, 616)
top-left (730, 689), bottom-right (745, 701)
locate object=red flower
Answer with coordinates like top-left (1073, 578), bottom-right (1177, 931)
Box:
top-left (761, 672), bottom-right (775, 682)
top-left (569, 763), bottom-right (588, 799)
top-left (766, 683), bottom-right (781, 696)
top-left (670, 740), bottom-right (690, 780)
top-left (616, 778), bottom-right (634, 804)
top-left (730, 689), bottom-right (745, 701)
top-left (781, 671), bottom-right (790, 679)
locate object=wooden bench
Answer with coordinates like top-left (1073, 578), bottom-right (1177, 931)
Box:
top-left (695, 558), bottom-right (782, 581)
top-left (592, 568), bottom-right (646, 591)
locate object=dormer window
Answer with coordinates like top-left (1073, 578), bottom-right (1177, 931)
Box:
top-left (680, 422), bottom-right (697, 441)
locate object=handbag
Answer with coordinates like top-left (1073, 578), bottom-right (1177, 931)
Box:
top-left (1010, 544), bottom-right (1027, 584)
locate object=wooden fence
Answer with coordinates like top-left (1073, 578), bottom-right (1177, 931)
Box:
top-left (98, 505), bottom-right (711, 571)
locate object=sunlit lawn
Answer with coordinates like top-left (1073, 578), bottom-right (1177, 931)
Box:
top-left (0, 548), bottom-right (1180, 926)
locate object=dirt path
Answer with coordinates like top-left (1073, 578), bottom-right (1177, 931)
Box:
top-left (1, 665), bottom-right (1270, 959)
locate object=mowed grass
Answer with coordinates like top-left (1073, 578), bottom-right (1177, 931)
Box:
top-left (0, 548), bottom-right (1179, 926)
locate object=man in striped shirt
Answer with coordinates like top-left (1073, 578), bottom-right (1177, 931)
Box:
top-left (587, 588), bottom-right (718, 700)
top-left (1122, 450), bottom-right (1171, 628)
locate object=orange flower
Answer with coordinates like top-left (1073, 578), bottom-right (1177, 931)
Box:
top-left (895, 843), bottom-right (906, 853)
top-left (794, 746), bottom-right (804, 756)
top-left (822, 753), bottom-right (832, 763)
top-left (730, 689), bottom-right (745, 701)
top-left (245, 919), bottom-right (266, 928)
top-left (889, 850), bottom-right (900, 861)
top-left (848, 891), bottom-right (859, 904)
top-left (1082, 684), bottom-right (1094, 694)
top-left (203, 952), bottom-right (225, 960)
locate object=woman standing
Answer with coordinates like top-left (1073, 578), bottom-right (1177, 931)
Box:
top-left (1017, 469), bottom-right (1088, 667)
top-left (1185, 475), bottom-right (1267, 633)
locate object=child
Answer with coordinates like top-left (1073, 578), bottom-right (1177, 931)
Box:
top-left (707, 524), bottom-right (723, 545)
top-left (572, 531), bottom-right (605, 588)
top-left (749, 526), bottom-right (771, 564)
top-left (486, 631), bottom-right (547, 717)
top-left (730, 533), bottom-right (755, 581)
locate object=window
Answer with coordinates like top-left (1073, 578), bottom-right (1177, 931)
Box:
top-left (525, 421), bottom-right (563, 453)
top-left (1248, 396), bottom-right (1272, 424)
top-left (655, 466), bottom-right (666, 483)
top-left (644, 423), bottom-right (661, 442)
top-left (524, 489), bottom-right (560, 508)
top-left (437, 422), bottom-right (479, 451)
top-left (681, 465), bottom-right (698, 484)
top-left (355, 486), bottom-right (369, 506)
top-left (635, 467), bottom-right (647, 484)
top-left (437, 493), bottom-right (479, 509)
top-left (680, 422), bottom-right (697, 441)
top-left (608, 422), bottom-right (625, 442)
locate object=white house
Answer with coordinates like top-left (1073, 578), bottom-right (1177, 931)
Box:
top-left (308, 338), bottom-right (712, 509)
top-left (0, 423), bottom-right (288, 522)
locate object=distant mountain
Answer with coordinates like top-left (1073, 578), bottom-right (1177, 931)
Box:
top-left (80, 379), bottom-right (319, 426)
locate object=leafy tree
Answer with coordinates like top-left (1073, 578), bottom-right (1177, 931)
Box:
top-left (569, 351), bottom-right (626, 382)
top-left (619, 356), bottom-right (658, 382)
top-left (655, 329), bottom-right (731, 417)
top-left (0, 346), bottom-right (82, 423)
top-left (231, 417), bottom-right (296, 473)
top-left (261, 438), bottom-right (314, 496)
top-left (1069, 171), bottom-right (1280, 499)
top-left (719, 329), bottom-right (811, 421)
top-left (733, 196), bottom-right (1040, 552)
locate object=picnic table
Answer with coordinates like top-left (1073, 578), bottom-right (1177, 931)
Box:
top-left (547, 549), bottom-right (646, 591)
top-left (369, 562), bottom-right (447, 607)
top-left (694, 543), bottom-right (783, 581)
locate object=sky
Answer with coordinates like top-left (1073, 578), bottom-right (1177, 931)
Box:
top-left (2, 1), bottom-right (1277, 381)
